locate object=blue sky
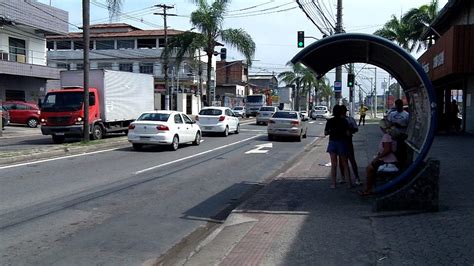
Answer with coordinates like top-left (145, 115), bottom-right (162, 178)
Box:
top-left (38, 0), bottom-right (448, 99)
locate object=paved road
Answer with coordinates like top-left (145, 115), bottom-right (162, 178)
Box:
top-left (0, 120), bottom-right (325, 265)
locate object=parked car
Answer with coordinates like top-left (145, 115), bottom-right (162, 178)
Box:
top-left (300, 111), bottom-right (309, 120)
top-left (2, 101), bottom-right (41, 127)
top-left (256, 106), bottom-right (278, 125)
top-left (127, 111), bottom-right (201, 151)
top-left (196, 107), bottom-right (240, 136)
top-left (1, 105), bottom-right (10, 129)
top-left (267, 111), bottom-right (309, 142)
top-left (232, 106), bottom-right (245, 118)
top-left (311, 106), bottom-right (331, 120)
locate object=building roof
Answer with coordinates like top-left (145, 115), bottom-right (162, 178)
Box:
top-left (421, 0), bottom-right (468, 39)
top-left (47, 23), bottom-right (185, 40)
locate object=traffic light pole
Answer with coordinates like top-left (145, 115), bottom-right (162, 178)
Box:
top-left (349, 63), bottom-right (354, 116)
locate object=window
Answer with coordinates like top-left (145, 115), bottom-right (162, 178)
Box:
top-left (117, 40), bottom-right (134, 49)
top-left (97, 63), bottom-right (113, 70)
top-left (6, 90), bottom-right (26, 101)
top-left (158, 38), bottom-right (165, 47)
top-left (56, 41), bottom-right (71, 50)
top-left (9, 37), bottom-right (26, 62)
top-left (76, 63), bottom-right (84, 70)
top-left (259, 107), bottom-right (276, 111)
top-left (119, 63), bottom-right (133, 72)
top-left (137, 39), bottom-right (156, 49)
top-left (183, 114), bottom-right (193, 124)
top-left (225, 109), bottom-right (233, 116)
top-left (174, 114), bottom-right (183, 124)
top-left (139, 63), bottom-right (154, 74)
top-left (96, 40), bottom-right (115, 50)
top-left (199, 109), bottom-right (222, 116)
top-left (273, 112), bottom-right (298, 119)
top-left (56, 63), bottom-right (69, 70)
top-left (73, 41), bottom-right (93, 50)
top-left (137, 113), bottom-right (170, 122)
top-left (47, 41), bottom-right (54, 51)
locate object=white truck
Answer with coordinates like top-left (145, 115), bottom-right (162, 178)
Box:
top-left (40, 69), bottom-right (154, 143)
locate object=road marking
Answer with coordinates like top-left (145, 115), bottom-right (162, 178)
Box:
top-left (240, 129), bottom-right (266, 132)
top-left (245, 143), bottom-right (273, 154)
top-left (134, 135), bottom-right (261, 175)
top-left (0, 148), bottom-right (121, 170)
top-left (309, 121), bottom-right (316, 124)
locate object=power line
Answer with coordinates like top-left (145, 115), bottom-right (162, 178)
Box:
top-left (226, 0), bottom-right (275, 13)
top-left (91, 0), bottom-right (163, 28)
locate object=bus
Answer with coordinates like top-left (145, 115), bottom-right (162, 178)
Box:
top-left (245, 94), bottom-right (267, 118)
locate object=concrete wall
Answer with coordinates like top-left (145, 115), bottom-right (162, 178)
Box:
top-left (0, 74), bottom-right (47, 102)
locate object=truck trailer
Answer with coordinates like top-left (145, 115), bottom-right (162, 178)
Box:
top-left (40, 70), bottom-right (154, 143)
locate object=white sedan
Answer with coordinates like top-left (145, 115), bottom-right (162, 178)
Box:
top-left (128, 111), bottom-right (201, 151)
top-left (196, 107), bottom-right (240, 136)
top-left (267, 111), bottom-right (308, 142)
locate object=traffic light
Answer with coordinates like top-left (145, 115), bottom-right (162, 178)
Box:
top-left (220, 48), bottom-right (227, 60)
top-left (347, 73), bottom-right (355, 87)
top-left (297, 31), bottom-right (304, 48)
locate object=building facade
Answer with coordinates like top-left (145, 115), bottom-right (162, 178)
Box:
top-left (419, 0), bottom-right (474, 133)
top-left (215, 60), bottom-right (248, 107)
top-left (46, 23), bottom-right (211, 113)
top-left (0, 0), bottom-right (68, 102)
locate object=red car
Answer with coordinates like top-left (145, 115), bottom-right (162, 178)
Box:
top-left (2, 101), bottom-right (41, 128)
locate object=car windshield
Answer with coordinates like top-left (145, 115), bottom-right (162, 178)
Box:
top-left (233, 107), bottom-right (243, 110)
top-left (41, 92), bottom-right (84, 112)
top-left (260, 107), bottom-right (275, 111)
top-left (137, 113), bottom-right (170, 122)
top-left (246, 95), bottom-right (264, 103)
top-left (273, 112), bottom-right (298, 119)
top-left (199, 109), bottom-right (222, 116)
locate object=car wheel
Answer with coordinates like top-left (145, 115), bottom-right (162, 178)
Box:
top-left (193, 132), bottom-right (201, 145)
top-left (296, 132), bottom-right (302, 142)
top-left (303, 129), bottom-right (307, 138)
top-left (170, 135), bottom-right (179, 150)
top-left (235, 124), bottom-right (240, 134)
top-left (222, 126), bottom-right (229, 137)
top-left (52, 135), bottom-right (65, 144)
top-left (132, 143), bottom-right (143, 150)
top-left (246, 115), bottom-right (249, 118)
top-left (91, 124), bottom-right (103, 140)
top-left (268, 134), bottom-right (274, 141)
top-left (27, 118), bottom-right (38, 128)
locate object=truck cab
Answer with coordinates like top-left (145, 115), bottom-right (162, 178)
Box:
top-left (40, 87), bottom-right (101, 143)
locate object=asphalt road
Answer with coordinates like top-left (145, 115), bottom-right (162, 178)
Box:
top-left (0, 119), bottom-right (326, 265)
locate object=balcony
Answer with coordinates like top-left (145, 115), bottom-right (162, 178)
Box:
top-left (0, 45), bottom-right (59, 79)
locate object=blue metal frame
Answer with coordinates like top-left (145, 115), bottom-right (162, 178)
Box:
top-left (291, 33), bottom-right (437, 194)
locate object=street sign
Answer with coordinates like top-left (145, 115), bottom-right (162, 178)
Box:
top-left (334, 81), bottom-right (342, 92)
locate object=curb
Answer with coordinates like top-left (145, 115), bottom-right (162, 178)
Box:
top-left (0, 138), bottom-right (130, 167)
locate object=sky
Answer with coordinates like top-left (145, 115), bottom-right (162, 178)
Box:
top-left (38, 0), bottom-right (448, 99)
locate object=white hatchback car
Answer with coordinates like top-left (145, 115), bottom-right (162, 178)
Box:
top-left (267, 111), bottom-right (308, 142)
top-left (128, 111), bottom-right (201, 151)
top-left (196, 107), bottom-right (240, 136)
top-left (311, 106), bottom-right (331, 120)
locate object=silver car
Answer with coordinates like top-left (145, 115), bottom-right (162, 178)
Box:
top-left (232, 106), bottom-right (245, 118)
top-left (267, 111), bottom-right (308, 142)
top-left (256, 106), bottom-right (278, 125)
top-left (311, 106), bottom-right (331, 120)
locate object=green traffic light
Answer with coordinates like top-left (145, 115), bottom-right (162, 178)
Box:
top-left (298, 42), bottom-right (304, 47)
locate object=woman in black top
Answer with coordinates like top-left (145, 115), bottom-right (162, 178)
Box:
top-left (324, 105), bottom-right (352, 188)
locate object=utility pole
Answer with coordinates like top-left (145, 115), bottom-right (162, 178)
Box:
top-left (154, 4), bottom-right (176, 110)
top-left (334, 0), bottom-right (343, 103)
top-left (374, 67), bottom-right (377, 117)
top-left (349, 63), bottom-right (354, 116)
top-left (82, 0), bottom-right (90, 141)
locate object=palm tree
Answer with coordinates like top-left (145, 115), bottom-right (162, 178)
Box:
top-left (184, 0), bottom-right (256, 105)
top-left (278, 63), bottom-right (319, 111)
top-left (375, 0), bottom-right (440, 52)
top-left (318, 80), bottom-right (333, 108)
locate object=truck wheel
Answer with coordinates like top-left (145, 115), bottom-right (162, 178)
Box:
top-left (52, 135), bottom-right (65, 144)
top-left (193, 132), bottom-right (201, 145)
top-left (132, 143), bottom-right (142, 150)
top-left (91, 124), bottom-right (103, 140)
top-left (170, 135), bottom-right (179, 151)
top-left (27, 118), bottom-right (38, 128)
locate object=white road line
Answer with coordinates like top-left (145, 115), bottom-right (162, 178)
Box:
top-left (0, 148), bottom-right (121, 171)
top-left (134, 135), bottom-right (261, 175)
top-left (309, 121), bottom-right (316, 124)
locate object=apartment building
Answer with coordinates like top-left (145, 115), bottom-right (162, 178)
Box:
top-left (46, 23), bottom-right (211, 112)
top-left (0, 0), bottom-right (68, 102)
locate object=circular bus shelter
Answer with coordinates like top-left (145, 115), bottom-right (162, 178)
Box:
top-left (291, 33), bottom-right (437, 195)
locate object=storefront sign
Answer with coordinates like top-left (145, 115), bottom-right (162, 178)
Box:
top-left (433, 51), bottom-right (445, 68)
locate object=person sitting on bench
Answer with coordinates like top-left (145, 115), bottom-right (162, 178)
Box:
top-left (359, 119), bottom-right (398, 196)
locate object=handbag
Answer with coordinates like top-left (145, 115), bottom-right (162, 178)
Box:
top-left (377, 163), bottom-right (399, 173)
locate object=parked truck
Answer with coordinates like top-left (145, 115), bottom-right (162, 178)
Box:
top-left (40, 69), bottom-right (154, 143)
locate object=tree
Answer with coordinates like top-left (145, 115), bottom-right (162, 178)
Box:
top-left (278, 63), bottom-right (320, 111)
top-left (375, 0), bottom-right (440, 52)
top-left (185, 0), bottom-right (255, 105)
top-left (317, 80), bottom-right (333, 107)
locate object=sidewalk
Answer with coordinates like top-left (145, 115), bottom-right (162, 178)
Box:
top-left (172, 121), bottom-right (474, 265)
